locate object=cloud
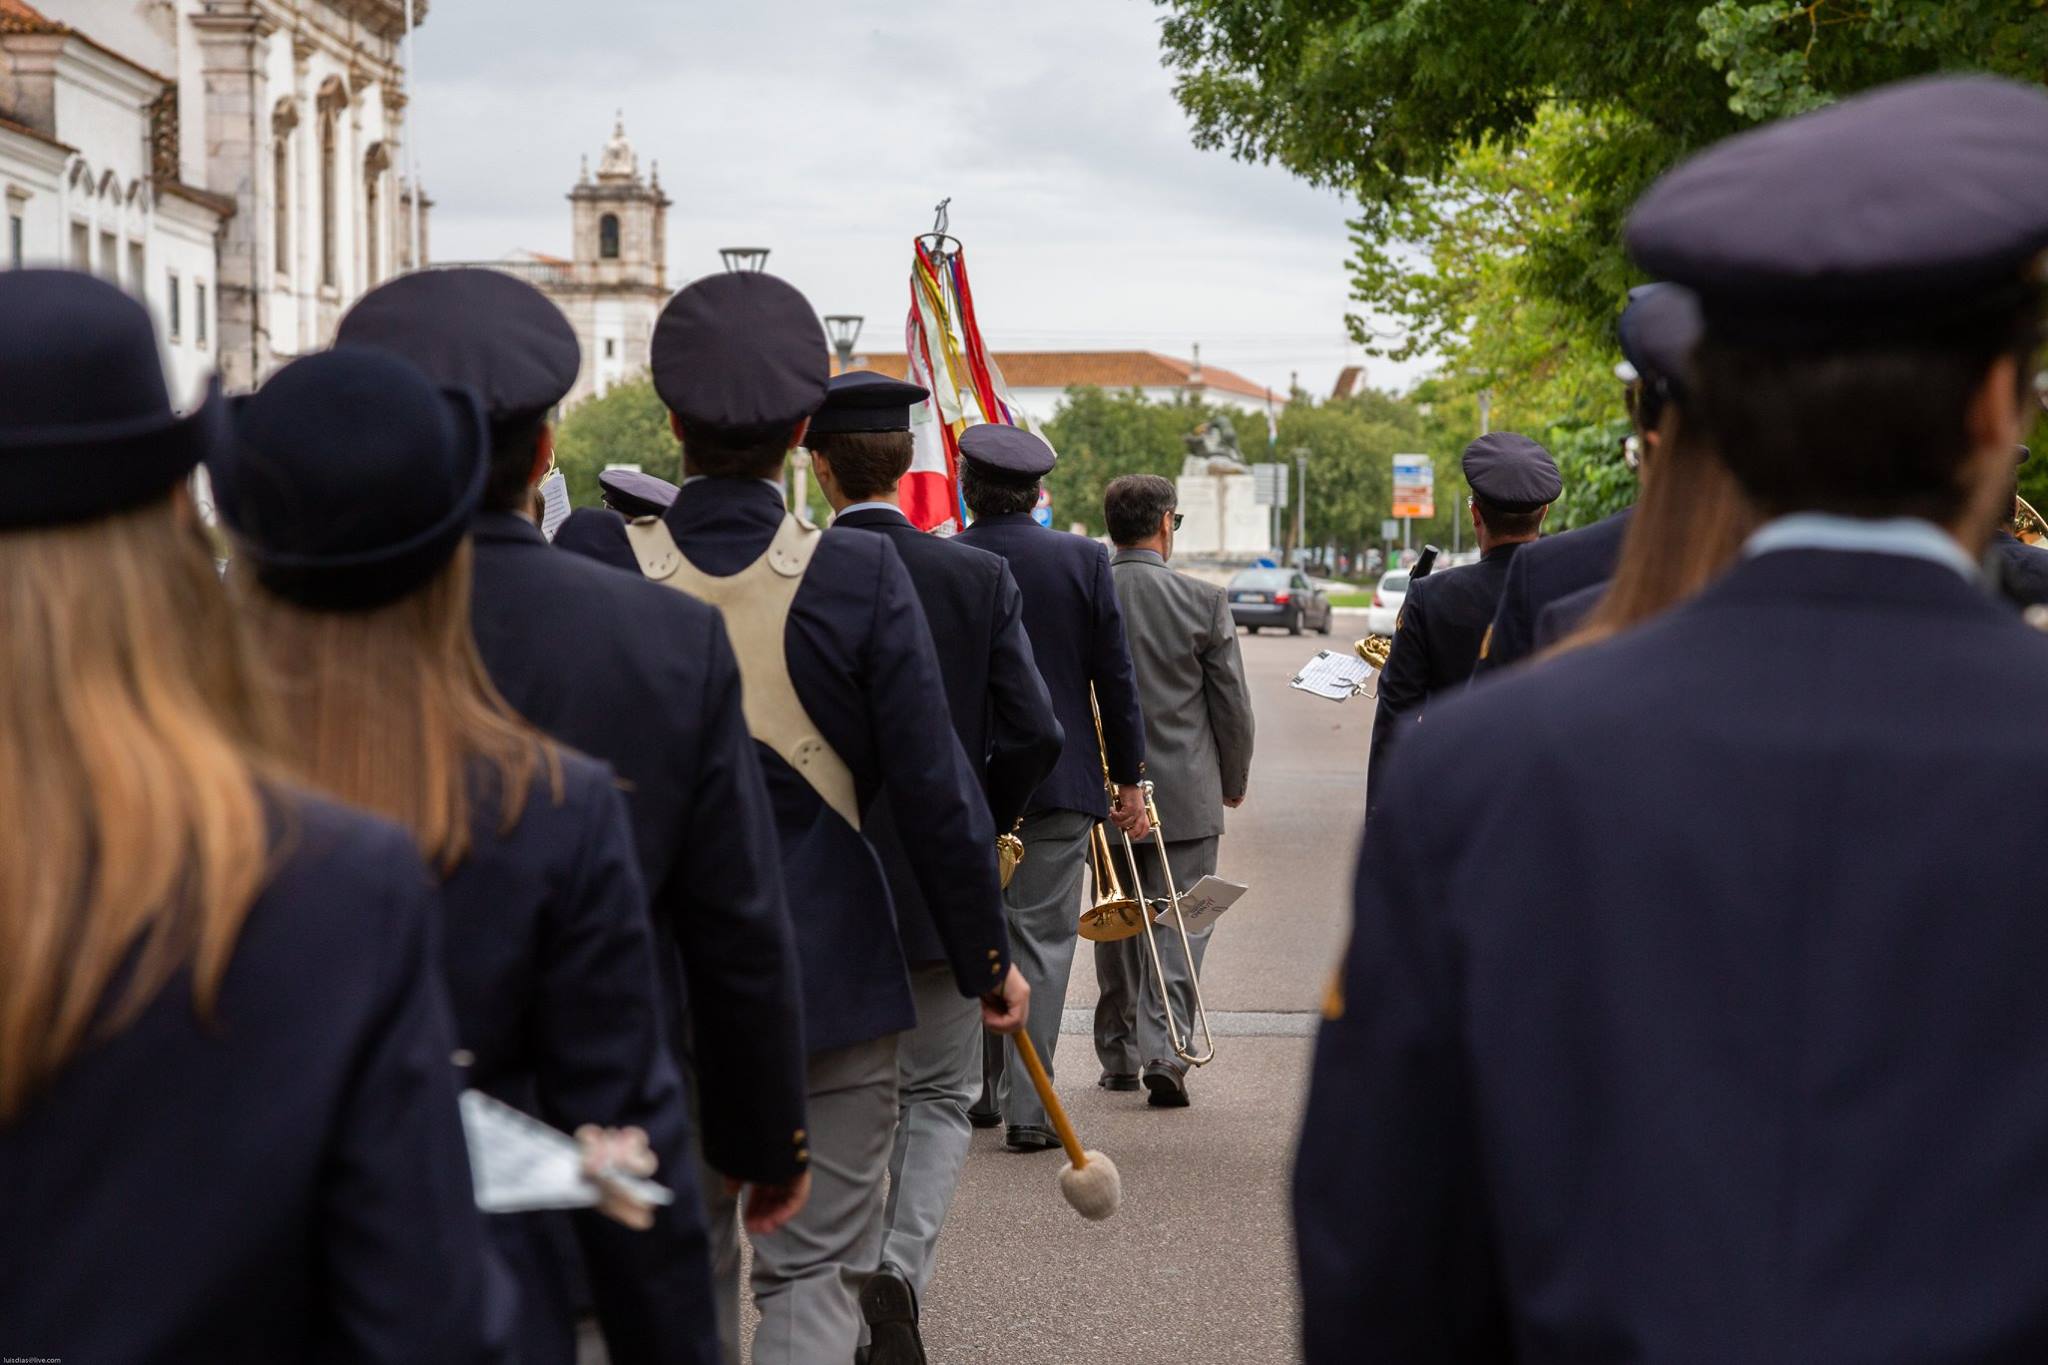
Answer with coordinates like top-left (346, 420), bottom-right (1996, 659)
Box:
top-left (410, 0), bottom-right (1425, 394)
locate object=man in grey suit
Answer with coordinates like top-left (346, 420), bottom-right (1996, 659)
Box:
top-left (1095, 474), bottom-right (1256, 1107)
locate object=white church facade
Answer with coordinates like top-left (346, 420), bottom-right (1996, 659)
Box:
top-left (442, 119), bottom-right (670, 408)
top-left (0, 0), bottom-right (428, 397)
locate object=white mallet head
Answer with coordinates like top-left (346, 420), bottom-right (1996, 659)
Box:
top-left (1057, 1150), bottom-right (1122, 1221)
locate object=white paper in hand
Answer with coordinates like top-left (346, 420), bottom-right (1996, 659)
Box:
top-left (538, 471), bottom-right (572, 541)
top-left (458, 1089), bottom-right (672, 1215)
top-left (1152, 875), bottom-right (1247, 935)
top-left (1290, 649), bottom-right (1375, 702)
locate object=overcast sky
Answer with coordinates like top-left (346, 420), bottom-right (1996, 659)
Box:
top-left (410, 0), bottom-right (1424, 398)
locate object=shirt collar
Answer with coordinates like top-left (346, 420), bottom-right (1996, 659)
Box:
top-left (836, 500), bottom-right (906, 521)
top-left (1745, 513), bottom-right (1981, 583)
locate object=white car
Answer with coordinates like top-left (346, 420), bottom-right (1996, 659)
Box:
top-left (1365, 570), bottom-right (1409, 636)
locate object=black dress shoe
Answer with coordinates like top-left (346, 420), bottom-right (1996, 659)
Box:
top-left (1143, 1061), bottom-right (1190, 1109)
top-left (1004, 1123), bottom-right (1060, 1152)
top-left (1098, 1071), bottom-right (1140, 1092)
top-left (860, 1264), bottom-right (926, 1365)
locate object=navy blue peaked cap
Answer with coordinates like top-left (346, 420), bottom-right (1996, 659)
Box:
top-left (651, 272), bottom-right (829, 435)
top-left (0, 269), bottom-right (224, 530)
top-left (210, 349), bottom-right (488, 611)
top-left (1627, 75), bottom-right (2048, 345)
top-left (336, 268), bottom-right (581, 420)
top-left (598, 466), bottom-right (678, 517)
top-left (1616, 283), bottom-right (1703, 399)
top-left (957, 422), bottom-right (1055, 479)
top-left (812, 370), bottom-right (929, 435)
top-left (1463, 432), bottom-right (1561, 511)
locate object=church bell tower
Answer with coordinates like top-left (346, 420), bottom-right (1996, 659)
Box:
top-left (569, 115), bottom-right (669, 291)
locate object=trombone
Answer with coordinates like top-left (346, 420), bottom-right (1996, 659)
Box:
top-left (1075, 689), bottom-right (1216, 1069)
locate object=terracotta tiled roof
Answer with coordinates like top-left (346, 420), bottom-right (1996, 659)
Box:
top-left (0, 0), bottom-right (64, 33)
top-left (840, 350), bottom-right (1282, 404)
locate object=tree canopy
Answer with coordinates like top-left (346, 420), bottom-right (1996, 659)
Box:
top-left (1158, 0), bottom-right (2048, 342)
top-left (552, 378), bottom-right (679, 508)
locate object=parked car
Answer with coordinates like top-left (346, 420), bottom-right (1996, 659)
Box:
top-left (1228, 568), bottom-right (1333, 636)
top-left (1365, 570), bottom-right (1409, 636)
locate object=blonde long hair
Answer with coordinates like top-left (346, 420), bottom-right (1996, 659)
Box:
top-left (235, 541), bottom-right (559, 873)
top-left (0, 497), bottom-right (278, 1122)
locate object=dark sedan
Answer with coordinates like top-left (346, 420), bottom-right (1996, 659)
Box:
top-left (1228, 568), bottom-right (1333, 635)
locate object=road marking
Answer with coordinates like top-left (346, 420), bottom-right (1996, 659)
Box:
top-left (1059, 1007), bottom-right (1318, 1038)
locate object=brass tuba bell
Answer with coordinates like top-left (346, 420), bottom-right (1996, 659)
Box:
top-left (2013, 493), bottom-right (2047, 546)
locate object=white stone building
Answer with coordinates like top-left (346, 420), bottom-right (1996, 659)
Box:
top-left (0, 0), bottom-right (428, 396)
top-left (441, 119), bottom-right (670, 408)
top-left (842, 347), bottom-right (1286, 428)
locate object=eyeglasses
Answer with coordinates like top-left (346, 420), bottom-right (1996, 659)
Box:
top-left (1171, 513), bottom-right (1185, 531)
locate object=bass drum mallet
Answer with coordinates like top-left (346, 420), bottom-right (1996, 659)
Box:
top-left (1011, 1030), bottom-right (1121, 1220)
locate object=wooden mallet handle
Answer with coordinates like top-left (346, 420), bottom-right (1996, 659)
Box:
top-left (1011, 1031), bottom-right (1088, 1169)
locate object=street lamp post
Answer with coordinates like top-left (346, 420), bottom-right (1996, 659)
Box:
top-left (797, 315), bottom-right (866, 516)
top-left (719, 246), bottom-right (771, 273)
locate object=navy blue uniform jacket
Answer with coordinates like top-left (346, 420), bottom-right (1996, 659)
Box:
top-left (1300, 549), bottom-right (2048, 1363)
top-left (1470, 508), bottom-right (1632, 678)
top-left (470, 512), bottom-right (807, 1182)
top-left (565, 479), bottom-right (1012, 1049)
top-left (1366, 543), bottom-right (1522, 812)
top-left (835, 504), bottom-right (1063, 962)
top-left (1533, 578), bottom-right (1605, 651)
top-left (953, 512), bottom-right (1145, 817)
top-left (0, 795), bottom-right (504, 1365)
top-left (448, 753), bottom-right (716, 1365)
top-left (1993, 530), bottom-right (2048, 606)
top-left (552, 506), bottom-right (639, 573)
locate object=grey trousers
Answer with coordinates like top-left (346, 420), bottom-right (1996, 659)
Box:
top-left (1093, 836), bottom-right (1218, 1075)
top-left (880, 964), bottom-right (981, 1296)
top-left (707, 1036), bottom-right (898, 1365)
top-left (995, 808), bottom-right (1094, 1131)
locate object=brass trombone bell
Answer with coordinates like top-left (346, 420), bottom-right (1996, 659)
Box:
top-left (1079, 822), bottom-right (1147, 942)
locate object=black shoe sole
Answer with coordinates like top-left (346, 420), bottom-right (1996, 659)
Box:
top-left (861, 1271), bottom-right (926, 1365)
top-left (1144, 1071), bottom-right (1191, 1108)
top-left (1004, 1126), bottom-right (1061, 1152)
top-left (1099, 1072), bottom-right (1141, 1092)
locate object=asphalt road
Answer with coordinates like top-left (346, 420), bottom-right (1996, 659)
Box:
top-left (912, 622), bottom-right (1371, 1365)
top-left (651, 621), bottom-right (1374, 1365)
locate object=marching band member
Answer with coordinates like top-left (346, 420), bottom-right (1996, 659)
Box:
top-left (1093, 474), bottom-right (1254, 1109)
top-left (214, 347), bottom-right (717, 1365)
top-left (1364, 433), bottom-right (1559, 811)
top-left (564, 271), bottom-right (1028, 1365)
top-left (336, 272), bottom-right (813, 1347)
top-left (0, 271), bottom-right (503, 1365)
top-left (807, 370), bottom-right (1064, 1362)
top-left (1299, 74), bottom-right (2048, 1361)
top-left (954, 424), bottom-right (1149, 1153)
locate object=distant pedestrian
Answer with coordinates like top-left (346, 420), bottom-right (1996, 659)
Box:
top-left (1094, 474), bottom-right (1254, 1108)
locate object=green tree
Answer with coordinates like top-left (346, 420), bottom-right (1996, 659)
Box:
top-left (553, 377), bottom-right (678, 507)
top-left (1157, 0), bottom-right (2048, 340)
top-left (1042, 386), bottom-right (1228, 537)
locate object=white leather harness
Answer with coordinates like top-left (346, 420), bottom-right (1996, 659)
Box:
top-left (624, 513), bottom-right (862, 830)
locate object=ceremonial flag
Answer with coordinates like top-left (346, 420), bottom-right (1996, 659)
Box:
top-left (903, 238), bottom-right (1027, 534)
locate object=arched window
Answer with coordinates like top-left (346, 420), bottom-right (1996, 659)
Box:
top-left (599, 213), bottom-right (620, 260)
top-left (319, 108), bottom-right (337, 287)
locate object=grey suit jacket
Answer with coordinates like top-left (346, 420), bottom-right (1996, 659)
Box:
top-left (1109, 548), bottom-right (1255, 840)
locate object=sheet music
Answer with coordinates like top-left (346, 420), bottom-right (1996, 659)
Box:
top-left (538, 471), bottom-right (572, 541)
top-left (458, 1089), bottom-right (673, 1215)
top-left (1289, 649), bottom-right (1375, 702)
top-left (1153, 875), bottom-right (1247, 935)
